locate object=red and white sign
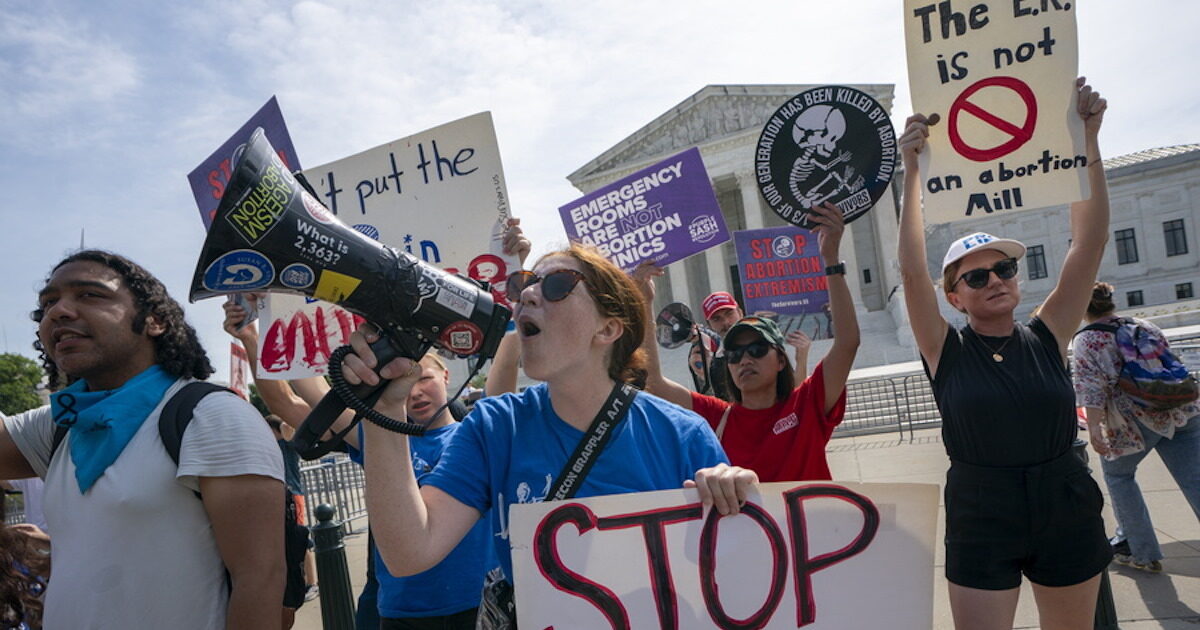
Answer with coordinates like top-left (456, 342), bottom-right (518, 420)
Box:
top-left (230, 342), bottom-right (250, 400)
top-left (904, 0), bottom-right (1087, 224)
top-left (509, 482), bottom-right (938, 629)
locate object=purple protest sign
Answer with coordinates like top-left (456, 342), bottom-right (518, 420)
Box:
top-left (558, 147), bottom-right (728, 272)
top-left (187, 96), bottom-right (301, 230)
top-left (734, 226), bottom-right (834, 340)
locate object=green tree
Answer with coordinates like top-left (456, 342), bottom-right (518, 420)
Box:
top-left (248, 383), bottom-right (270, 417)
top-left (0, 353), bottom-right (44, 415)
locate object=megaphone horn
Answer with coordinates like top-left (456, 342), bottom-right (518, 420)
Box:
top-left (190, 128), bottom-right (511, 453)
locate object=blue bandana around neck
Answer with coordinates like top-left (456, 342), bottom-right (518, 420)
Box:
top-left (49, 365), bottom-right (176, 493)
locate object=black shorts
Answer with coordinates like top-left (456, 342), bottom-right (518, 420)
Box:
top-left (381, 607), bottom-right (479, 629)
top-left (944, 449), bottom-right (1112, 590)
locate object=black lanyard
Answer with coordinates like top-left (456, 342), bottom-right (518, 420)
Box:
top-left (547, 383), bottom-right (638, 501)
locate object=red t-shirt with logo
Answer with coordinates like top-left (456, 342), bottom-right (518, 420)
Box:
top-left (690, 361), bottom-right (847, 482)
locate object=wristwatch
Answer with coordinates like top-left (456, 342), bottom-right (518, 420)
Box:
top-left (824, 261), bottom-right (846, 276)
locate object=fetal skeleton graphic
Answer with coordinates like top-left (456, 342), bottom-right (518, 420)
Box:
top-left (787, 105), bottom-right (865, 209)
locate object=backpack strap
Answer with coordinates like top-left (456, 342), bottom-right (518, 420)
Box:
top-left (1075, 322), bottom-right (1118, 337)
top-left (50, 424), bottom-right (69, 460)
top-left (158, 382), bottom-right (234, 467)
top-left (159, 382), bottom-right (233, 501)
top-left (715, 405), bottom-right (732, 440)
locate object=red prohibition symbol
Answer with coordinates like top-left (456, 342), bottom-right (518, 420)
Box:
top-left (948, 76), bottom-right (1038, 162)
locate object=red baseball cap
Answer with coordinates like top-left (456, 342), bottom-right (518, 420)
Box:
top-left (702, 292), bottom-right (739, 321)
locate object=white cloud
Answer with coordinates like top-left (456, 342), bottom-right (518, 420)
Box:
top-left (0, 9), bottom-right (140, 150)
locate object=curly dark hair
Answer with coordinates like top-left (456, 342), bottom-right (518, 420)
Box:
top-left (31, 250), bottom-right (214, 389)
top-left (0, 500), bottom-right (46, 629)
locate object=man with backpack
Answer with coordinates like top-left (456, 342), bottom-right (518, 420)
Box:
top-left (1074, 281), bottom-right (1200, 573)
top-left (0, 250), bottom-right (286, 629)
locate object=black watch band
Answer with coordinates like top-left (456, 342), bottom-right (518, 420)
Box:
top-left (824, 262), bottom-right (847, 276)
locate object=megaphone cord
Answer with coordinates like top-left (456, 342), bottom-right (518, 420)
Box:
top-left (327, 345), bottom-right (428, 436)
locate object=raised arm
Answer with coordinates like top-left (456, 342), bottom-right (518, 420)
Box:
top-left (787, 330), bottom-right (811, 383)
top-left (897, 114), bottom-right (950, 373)
top-left (631, 263), bottom-right (696, 409)
top-left (344, 327), bottom-right (483, 575)
top-left (809, 203), bottom-right (860, 413)
top-left (1038, 78), bottom-right (1110, 351)
top-left (485, 333), bottom-right (522, 397)
top-left (485, 218), bottom-right (531, 397)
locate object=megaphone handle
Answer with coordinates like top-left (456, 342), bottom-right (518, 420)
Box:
top-left (325, 338), bottom-right (429, 437)
top-left (290, 388), bottom-right (358, 459)
top-left (290, 335), bottom-right (428, 457)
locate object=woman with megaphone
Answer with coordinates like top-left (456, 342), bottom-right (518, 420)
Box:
top-left (346, 242), bottom-right (753, 628)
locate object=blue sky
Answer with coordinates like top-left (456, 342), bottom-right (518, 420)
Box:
top-left (2, 0), bottom-right (1197, 384)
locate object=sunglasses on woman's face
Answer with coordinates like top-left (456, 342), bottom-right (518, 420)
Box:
top-left (506, 269), bottom-right (588, 303)
top-left (953, 257), bottom-right (1019, 290)
top-left (726, 340), bottom-right (772, 364)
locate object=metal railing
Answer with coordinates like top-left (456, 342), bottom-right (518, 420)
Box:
top-left (299, 455), bottom-right (367, 534)
top-left (834, 364), bottom-right (1200, 441)
top-left (3, 494), bottom-right (23, 525)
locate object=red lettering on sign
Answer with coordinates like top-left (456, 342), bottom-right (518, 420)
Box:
top-left (534, 503), bottom-right (631, 629)
top-left (528, 484), bottom-right (881, 628)
top-left (260, 306), bottom-right (363, 372)
top-left (784, 485), bottom-right (880, 626)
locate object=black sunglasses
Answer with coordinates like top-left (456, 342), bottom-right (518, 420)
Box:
top-left (726, 340), bottom-right (773, 364)
top-left (952, 257), bottom-right (1019, 290)
top-left (506, 269), bottom-right (589, 303)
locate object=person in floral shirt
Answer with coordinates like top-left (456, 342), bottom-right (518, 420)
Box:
top-left (1073, 281), bottom-right (1200, 573)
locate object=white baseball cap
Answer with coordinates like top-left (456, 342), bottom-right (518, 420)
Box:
top-left (941, 232), bottom-right (1026, 273)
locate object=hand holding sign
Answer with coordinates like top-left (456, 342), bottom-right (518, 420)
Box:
top-left (1075, 77), bottom-right (1107, 139)
top-left (898, 114), bottom-right (934, 171)
top-left (685, 463), bottom-right (760, 516)
top-left (808, 202), bottom-right (846, 266)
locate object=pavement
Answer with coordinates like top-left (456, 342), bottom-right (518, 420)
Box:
top-left (294, 426), bottom-right (1200, 629)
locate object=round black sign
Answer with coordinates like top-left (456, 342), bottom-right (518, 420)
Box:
top-left (754, 86), bottom-right (896, 229)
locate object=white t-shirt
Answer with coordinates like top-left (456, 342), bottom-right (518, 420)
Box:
top-left (4, 379), bottom-right (284, 630)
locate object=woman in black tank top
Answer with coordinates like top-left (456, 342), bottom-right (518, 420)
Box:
top-left (897, 79), bottom-right (1113, 629)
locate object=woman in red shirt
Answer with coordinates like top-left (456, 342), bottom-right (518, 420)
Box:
top-left (637, 202), bottom-right (860, 481)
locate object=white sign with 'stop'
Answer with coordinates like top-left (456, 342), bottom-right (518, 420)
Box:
top-left (509, 482), bottom-right (938, 629)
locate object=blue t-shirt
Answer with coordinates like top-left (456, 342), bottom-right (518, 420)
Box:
top-left (352, 423), bottom-right (495, 618)
top-left (423, 383), bottom-right (728, 581)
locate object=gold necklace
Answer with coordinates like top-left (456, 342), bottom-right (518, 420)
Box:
top-left (973, 327), bottom-right (1015, 362)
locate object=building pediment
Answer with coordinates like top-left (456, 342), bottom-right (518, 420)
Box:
top-left (568, 83), bottom-right (895, 191)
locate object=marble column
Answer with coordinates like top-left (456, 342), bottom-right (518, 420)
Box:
top-left (735, 170), bottom-right (765, 230)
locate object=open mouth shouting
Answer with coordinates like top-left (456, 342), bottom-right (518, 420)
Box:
top-left (518, 316), bottom-right (542, 338)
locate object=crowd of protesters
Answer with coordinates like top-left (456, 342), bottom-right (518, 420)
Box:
top-left (1, 76), bottom-right (1198, 630)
